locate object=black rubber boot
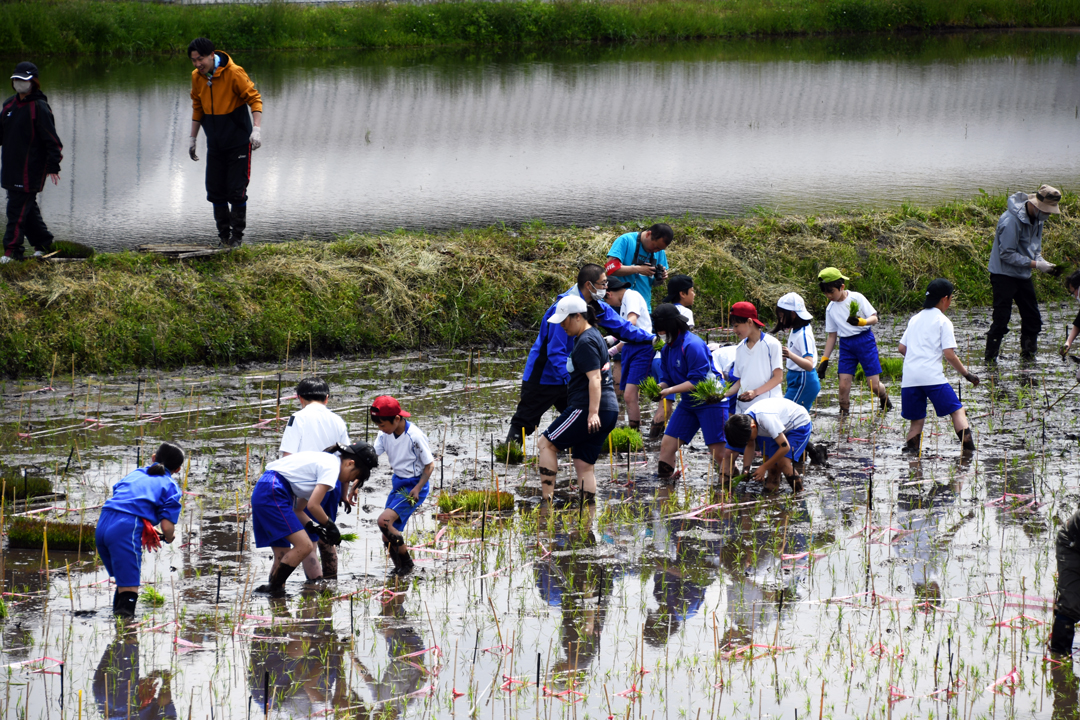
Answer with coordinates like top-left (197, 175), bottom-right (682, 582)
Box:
top-left (389, 535), bottom-right (413, 575)
top-left (228, 203), bottom-right (246, 247)
top-left (114, 591), bottom-right (139, 619)
top-left (903, 435), bottom-right (922, 454)
top-left (648, 421), bottom-right (665, 439)
top-left (212, 203), bottom-right (231, 244)
top-left (879, 392), bottom-right (893, 412)
top-left (985, 335), bottom-right (1004, 364)
top-left (957, 428), bottom-right (976, 453)
top-left (1050, 613), bottom-right (1076, 654)
top-left (255, 562), bottom-right (298, 597)
top-left (383, 533), bottom-right (402, 574)
top-left (657, 461), bottom-right (675, 479)
top-left (785, 474), bottom-right (804, 493)
top-left (1020, 333), bottom-right (1038, 361)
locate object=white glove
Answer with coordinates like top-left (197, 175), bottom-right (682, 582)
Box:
top-left (188, 136), bottom-right (198, 162)
top-left (1036, 257), bottom-right (1056, 274)
top-left (250, 126), bottom-right (261, 151)
top-left (604, 335), bottom-right (616, 347)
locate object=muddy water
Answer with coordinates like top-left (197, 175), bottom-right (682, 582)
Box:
top-left (3, 306), bottom-right (1080, 719)
top-left (27, 31), bottom-right (1080, 250)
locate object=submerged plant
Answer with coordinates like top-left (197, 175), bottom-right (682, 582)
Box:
top-left (7, 517), bottom-right (94, 551)
top-left (494, 441), bottom-right (524, 464)
top-left (437, 490), bottom-right (514, 514)
top-left (638, 377), bottom-right (663, 403)
top-left (603, 427), bottom-right (643, 454)
top-left (690, 377), bottom-right (725, 404)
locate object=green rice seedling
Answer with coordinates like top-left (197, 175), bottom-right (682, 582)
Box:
top-left (437, 490), bottom-right (514, 514)
top-left (638, 376), bottom-right (663, 403)
top-left (653, 337), bottom-right (665, 352)
top-left (0, 473), bottom-right (53, 501)
top-left (50, 240), bottom-right (95, 259)
top-left (494, 441), bottom-right (524, 464)
top-left (339, 532), bottom-right (359, 542)
top-left (0, 596), bottom-right (7, 619)
top-left (855, 356), bottom-right (904, 381)
top-left (602, 427), bottom-right (643, 454)
top-left (141, 585), bottom-right (166, 607)
top-left (848, 299), bottom-right (860, 317)
top-left (7, 517), bottom-right (95, 551)
top-left (689, 377), bottom-right (725, 404)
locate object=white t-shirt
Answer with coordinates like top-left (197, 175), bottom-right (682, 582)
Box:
top-left (374, 421), bottom-right (435, 478)
top-left (733, 331), bottom-right (784, 414)
top-left (619, 288), bottom-right (653, 334)
top-left (747, 397), bottom-right (812, 439)
top-left (709, 344), bottom-right (737, 382)
top-left (676, 305), bottom-right (695, 329)
top-left (824, 290), bottom-right (876, 339)
top-left (279, 402), bottom-right (350, 455)
top-left (786, 325), bottom-right (818, 371)
top-left (899, 308), bottom-right (956, 388)
top-left (265, 452), bottom-right (339, 500)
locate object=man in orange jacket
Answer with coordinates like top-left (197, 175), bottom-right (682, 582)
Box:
top-left (187, 38), bottom-right (262, 247)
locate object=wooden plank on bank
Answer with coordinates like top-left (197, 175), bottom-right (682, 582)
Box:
top-left (137, 243), bottom-right (231, 259)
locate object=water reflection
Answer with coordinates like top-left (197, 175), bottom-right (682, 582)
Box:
top-left (93, 631), bottom-right (178, 720)
top-left (31, 32), bottom-right (1080, 250)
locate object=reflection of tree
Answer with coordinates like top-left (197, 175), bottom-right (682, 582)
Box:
top-left (92, 631), bottom-right (177, 720)
top-left (248, 596), bottom-right (356, 717)
top-left (893, 461), bottom-right (964, 600)
top-left (354, 590), bottom-right (427, 717)
top-left (534, 504), bottom-right (615, 684)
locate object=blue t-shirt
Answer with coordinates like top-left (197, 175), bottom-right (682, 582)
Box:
top-left (566, 327), bottom-right (619, 412)
top-left (607, 232), bottom-right (669, 310)
top-left (102, 467), bottom-right (183, 524)
top-left (658, 331), bottom-right (718, 403)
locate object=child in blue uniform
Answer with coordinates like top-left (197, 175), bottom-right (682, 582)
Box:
top-left (652, 304), bottom-right (726, 480)
top-left (362, 396), bottom-right (434, 576)
top-left (252, 442), bottom-right (377, 596)
top-left (95, 442), bottom-right (185, 618)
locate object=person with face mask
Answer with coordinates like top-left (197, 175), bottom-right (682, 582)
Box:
top-left (187, 37), bottom-right (263, 247)
top-left (985, 184), bottom-right (1062, 363)
top-left (0, 61), bottom-right (62, 264)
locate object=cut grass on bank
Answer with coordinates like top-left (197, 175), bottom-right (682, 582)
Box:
top-left (2, 192), bottom-right (1079, 377)
top-left (1, 0), bottom-right (1079, 56)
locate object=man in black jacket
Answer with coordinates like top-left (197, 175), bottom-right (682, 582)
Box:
top-left (0, 62), bottom-right (62, 264)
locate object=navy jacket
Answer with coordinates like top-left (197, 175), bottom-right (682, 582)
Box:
top-left (0, 89), bottom-right (63, 193)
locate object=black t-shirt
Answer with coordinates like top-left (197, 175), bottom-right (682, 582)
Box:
top-left (566, 327), bottom-right (619, 412)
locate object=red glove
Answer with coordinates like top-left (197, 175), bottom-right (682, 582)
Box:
top-left (141, 518), bottom-right (162, 551)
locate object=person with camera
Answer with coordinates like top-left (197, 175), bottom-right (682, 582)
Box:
top-left (605, 223), bottom-right (674, 310)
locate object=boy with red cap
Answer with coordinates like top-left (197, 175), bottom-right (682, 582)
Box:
top-left (356, 395), bottom-right (434, 575)
top-left (721, 301), bottom-right (784, 470)
top-left (817, 267), bottom-right (891, 416)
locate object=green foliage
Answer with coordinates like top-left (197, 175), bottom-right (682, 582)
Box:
top-left (141, 585), bottom-right (166, 607)
top-left (638, 377), bottom-right (663, 403)
top-left (855, 356), bottom-right (904, 381)
top-left (602, 427), bottom-right (643, 454)
top-left (6, 517), bottom-right (95, 551)
top-left (494, 441), bottom-right (524, 465)
top-left (339, 532), bottom-right (359, 543)
top-left (0, 596), bottom-right (7, 619)
top-left (0, 472), bottom-right (53, 501)
top-left (437, 490), bottom-right (515, 514)
top-left (0, 0), bottom-right (1076, 56)
top-left (689, 377), bottom-right (726, 405)
top-left (51, 240), bottom-right (95, 259)
top-left (848, 299), bottom-right (860, 317)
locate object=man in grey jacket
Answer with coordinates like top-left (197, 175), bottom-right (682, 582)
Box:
top-left (985, 185), bottom-right (1061, 363)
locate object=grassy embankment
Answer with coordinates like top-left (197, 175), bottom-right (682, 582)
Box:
top-left (2, 192), bottom-right (1079, 377)
top-left (1, 0), bottom-right (1079, 56)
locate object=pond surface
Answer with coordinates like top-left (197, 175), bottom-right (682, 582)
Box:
top-left (24, 31), bottom-right (1080, 250)
top-left (3, 307), bottom-right (1080, 719)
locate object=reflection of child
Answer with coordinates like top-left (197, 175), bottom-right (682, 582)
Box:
top-left (817, 267), bottom-right (890, 415)
top-left (360, 396), bottom-right (434, 576)
top-left (772, 293), bottom-right (820, 410)
top-left (93, 632), bottom-right (178, 720)
top-left (724, 397), bottom-right (812, 492)
top-left (279, 376), bottom-right (352, 581)
top-left (95, 442), bottom-right (184, 618)
top-left (1051, 509), bottom-right (1080, 654)
top-left (898, 278), bottom-right (979, 454)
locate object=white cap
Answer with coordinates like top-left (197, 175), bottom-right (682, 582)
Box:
top-left (777, 292), bottom-right (813, 321)
top-left (548, 295), bottom-right (588, 324)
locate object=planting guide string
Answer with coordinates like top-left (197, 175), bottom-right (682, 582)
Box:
top-left (3, 321), bottom-right (1080, 719)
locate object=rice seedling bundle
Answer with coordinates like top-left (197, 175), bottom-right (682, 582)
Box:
top-left (855, 356), bottom-right (904, 381)
top-left (602, 427), bottom-right (643, 454)
top-left (437, 490), bottom-right (515, 514)
top-left (689, 377), bottom-right (725, 404)
top-left (7, 517), bottom-right (95, 551)
top-left (494, 441), bottom-right (524, 464)
top-left (638, 376), bottom-right (663, 403)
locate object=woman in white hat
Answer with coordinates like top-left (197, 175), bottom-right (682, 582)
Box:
top-left (772, 292), bottom-right (820, 411)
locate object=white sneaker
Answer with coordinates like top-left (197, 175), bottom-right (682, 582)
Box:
top-left (0, 255), bottom-right (11, 264)
top-left (33, 250), bottom-right (44, 258)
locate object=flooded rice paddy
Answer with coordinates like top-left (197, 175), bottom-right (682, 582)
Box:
top-left (3, 306), bottom-right (1080, 719)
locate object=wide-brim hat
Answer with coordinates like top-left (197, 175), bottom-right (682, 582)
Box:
top-left (1030, 184), bottom-right (1062, 215)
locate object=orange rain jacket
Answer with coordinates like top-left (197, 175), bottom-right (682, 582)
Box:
top-left (191, 51), bottom-right (263, 152)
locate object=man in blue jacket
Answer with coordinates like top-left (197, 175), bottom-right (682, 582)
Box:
top-left (506, 263), bottom-right (655, 445)
top-left (0, 62), bottom-right (62, 264)
top-left (985, 185), bottom-right (1061, 363)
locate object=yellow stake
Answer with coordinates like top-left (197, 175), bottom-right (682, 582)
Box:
top-left (78, 690), bottom-right (82, 720)
top-left (42, 522), bottom-right (49, 576)
top-left (522, 428), bottom-right (527, 466)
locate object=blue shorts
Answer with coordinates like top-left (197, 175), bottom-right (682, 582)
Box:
top-left (305, 481), bottom-right (341, 525)
top-left (760, 422), bottom-right (812, 462)
top-left (901, 384), bottom-right (962, 421)
top-left (784, 369), bottom-right (821, 411)
top-left (251, 470), bottom-right (306, 549)
top-left (664, 399), bottom-right (728, 446)
top-left (837, 330), bottom-right (882, 378)
top-left (384, 474), bottom-right (431, 532)
top-left (620, 342), bottom-right (655, 391)
top-left (95, 508), bottom-right (145, 587)
top-left (543, 407), bottom-right (620, 465)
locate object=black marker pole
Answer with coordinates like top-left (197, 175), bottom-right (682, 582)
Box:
top-left (263, 671), bottom-right (270, 716)
top-left (216, 569), bottom-right (222, 604)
